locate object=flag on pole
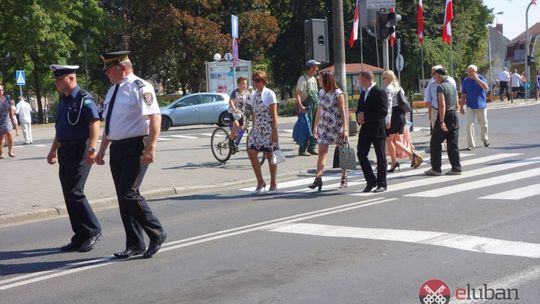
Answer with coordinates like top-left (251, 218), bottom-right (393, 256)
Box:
top-left (349, 0), bottom-right (360, 48)
top-left (417, 0), bottom-right (424, 45)
top-left (389, 7), bottom-right (396, 47)
top-left (442, 0), bottom-right (453, 44)
top-left (532, 0), bottom-right (537, 5)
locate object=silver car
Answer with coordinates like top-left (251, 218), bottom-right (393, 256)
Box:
top-left (160, 92), bottom-right (230, 130)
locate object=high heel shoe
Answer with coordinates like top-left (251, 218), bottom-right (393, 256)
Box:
top-left (252, 182), bottom-right (266, 195)
top-left (308, 176), bottom-right (323, 192)
top-left (339, 177), bottom-right (348, 188)
top-left (412, 153), bottom-right (423, 169)
top-left (388, 162), bottom-right (400, 172)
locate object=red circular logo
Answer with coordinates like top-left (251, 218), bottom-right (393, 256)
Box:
top-left (419, 279), bottom-right (451, 304)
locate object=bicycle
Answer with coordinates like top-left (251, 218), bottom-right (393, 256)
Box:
top-left (210, 109), bottom-right (266, 164)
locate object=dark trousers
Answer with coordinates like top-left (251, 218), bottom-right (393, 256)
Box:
top-left (58, 141), bottom-right (101, 242)
top-left (357, 134), bottom-right (387, 188)
top-left (110, 137), bottom-right (164, 250)
top-left (430, 111), bottom-right (461, 172)
top-left (499, 81), bottom-right (510, 101)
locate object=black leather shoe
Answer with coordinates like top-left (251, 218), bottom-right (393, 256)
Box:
top-left (78, 232), bottom-right (102, 252)
top-left (143, 233), bottom-right (167, 258)
top-left (362, 183), bottom-right (377, 193)
top-left (373, 186), bottom-right (387, 193)
top-left (59, 241), bottom-right (82, 252)
top-left (113, 248), bottom-right (146, 259)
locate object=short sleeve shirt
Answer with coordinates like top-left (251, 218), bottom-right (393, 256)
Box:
top-left (461, 74), bottom-right (487, 109)
top-left (102, 73), bottom-right (160, 140)
top-left (55, 85), bottom-right (100, 142)
top-left (229, 89), bottom-right (249, 113)
top-left (436, 81), bottom-right (458, 111)
top-left (296, 74), bottom-right (317, 102)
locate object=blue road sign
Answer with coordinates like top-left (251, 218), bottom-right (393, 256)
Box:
top-left (16, 70), bottom-right (26, 86)
top-left (231, 15), bottom-right (239, 38)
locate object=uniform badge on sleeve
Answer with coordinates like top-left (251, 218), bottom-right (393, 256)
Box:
top-left (143, 92), bottom-right (154, 105)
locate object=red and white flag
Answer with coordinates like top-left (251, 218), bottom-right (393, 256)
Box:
top-left (349, 0), bottom-right (360, 48)
top-left (417, 0), bottom-right (424, 45)
top-left (442, 0), bottom-right (453, 44)
top-left (390, 7), bottom-right (396, 47)
top-left (532, 0), bottom-right (537, 5)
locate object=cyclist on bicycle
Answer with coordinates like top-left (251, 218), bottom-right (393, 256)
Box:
top-left (228, 77), bottom-right (250, 140)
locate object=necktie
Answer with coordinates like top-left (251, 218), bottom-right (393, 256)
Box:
top-left (105, 84), bottom-right (119, 137)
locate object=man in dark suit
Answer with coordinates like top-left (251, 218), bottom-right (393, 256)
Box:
top-left (356, 71), bottom-right (389, 193)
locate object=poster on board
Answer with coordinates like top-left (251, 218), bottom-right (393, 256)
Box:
top-left (206, 59), bottom-right (252, 95)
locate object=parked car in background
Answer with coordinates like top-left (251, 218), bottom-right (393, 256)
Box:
top-left (159, 92), bottom-right (230, 131)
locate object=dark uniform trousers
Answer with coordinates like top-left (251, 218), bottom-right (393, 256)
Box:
top-left (58, 140), bottom-right (101, 242)
top-left (357, 132), bottom-right (387, 188)
top-left (430, 110), bottom-right (461, 172)
top-left (109, 137), bottom-right (164, 250)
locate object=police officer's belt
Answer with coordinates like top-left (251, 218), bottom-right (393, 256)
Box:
top-left (110, 136), bottom-right (146, 144)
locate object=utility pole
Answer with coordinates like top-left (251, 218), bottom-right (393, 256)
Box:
top-left (525, 1), bottom-right (534, 100)
top-left (332, 0), bottom-right (347, 107)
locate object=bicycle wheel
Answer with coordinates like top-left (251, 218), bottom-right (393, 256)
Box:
top-left (211, 127), bottom-right (233, 163)
top-left (246, 129), bottom-right (266, 165)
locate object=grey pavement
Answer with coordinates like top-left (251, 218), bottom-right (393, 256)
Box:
top-left (0, 98), bottom-right (537, 226)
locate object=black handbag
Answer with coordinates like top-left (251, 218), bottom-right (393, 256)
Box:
top-left (333, 146), bottom-right (340, 168)
top-left (397, 89), bottom-right (412, 113)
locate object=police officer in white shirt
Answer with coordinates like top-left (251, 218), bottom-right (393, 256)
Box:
top-left (95, 51), bottom-right (166, 259)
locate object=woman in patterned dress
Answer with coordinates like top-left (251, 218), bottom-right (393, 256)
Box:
top-left (0, 83), bottom-right (19, 158)
top-left (247, 70), bottom-right (279, 194)
top-left (308, 71), bottom-right (348, 191)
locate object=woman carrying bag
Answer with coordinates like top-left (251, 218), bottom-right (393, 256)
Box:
top-left (308, 72), bottom-right (348, 191)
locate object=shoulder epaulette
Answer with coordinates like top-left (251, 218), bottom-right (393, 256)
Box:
top-left (134, 79), bottom-right (145, 88)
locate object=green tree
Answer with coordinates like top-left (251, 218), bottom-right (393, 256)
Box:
top-left (0, 0), bottom-right (111, 122)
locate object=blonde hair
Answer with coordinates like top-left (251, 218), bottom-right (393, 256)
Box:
top-left (382, 70), bottom-right (400, 89)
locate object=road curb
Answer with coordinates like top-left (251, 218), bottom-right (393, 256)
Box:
top-left (0, 170), bottom-right (303, 227)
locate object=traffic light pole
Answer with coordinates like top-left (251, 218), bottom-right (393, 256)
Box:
top-left (382, 39), bottom-right (389, 70)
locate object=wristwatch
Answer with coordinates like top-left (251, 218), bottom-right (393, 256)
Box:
top-left (87, 147), bottom-right (97, 153)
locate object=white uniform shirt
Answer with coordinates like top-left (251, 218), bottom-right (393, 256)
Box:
top-left (497, 70), bottom-right (510, 82)
top-left (15, 100), bottom-right (32, 124)
top-left (102, 73), bottom-right (160, 140)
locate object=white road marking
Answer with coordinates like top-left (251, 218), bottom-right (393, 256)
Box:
top-left (451, 265), bottom-right (540, 304)
top-left (408, 166), bottom-right (540, 198)
top-left (0, 198), bottom-right (394, 290)
top-left (157, 137), bottom-right (173, 141)
top-left (270, 223), bottom-right (540, 259)
top-left (479, 184), bottom-right (540, 200)
top-left (169, 134), bottom-right (198, 139)
top-left (199, 133), bottom-right (214, 137)
top-left (353, 154), bottom-right (533, 196)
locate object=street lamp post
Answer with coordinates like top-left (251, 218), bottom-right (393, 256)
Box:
top-left (525, 1), bottom-right (535, 100)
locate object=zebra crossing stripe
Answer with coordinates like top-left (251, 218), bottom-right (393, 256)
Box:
top-left (407, 165), bottom-right (540, 198)
top-left (270, 223), bottom-right (540, 259)
top-left (346, 153), bottom-right (522, 195)
top-left (169, 135), bottom-right (198, 139)
top-left (479, 184), bottom-right (540, 200)
top-left (158, 137), bottom-right (173, 141)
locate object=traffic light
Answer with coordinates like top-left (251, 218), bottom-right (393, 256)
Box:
top-left (376, 10), bottom-right (399, 40)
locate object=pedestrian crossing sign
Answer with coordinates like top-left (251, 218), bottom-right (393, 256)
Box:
top-left (16, 70), bottom-right (25, 86)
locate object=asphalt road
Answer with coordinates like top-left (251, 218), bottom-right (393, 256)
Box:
top-left (1, 104), bottom-right (540, 304)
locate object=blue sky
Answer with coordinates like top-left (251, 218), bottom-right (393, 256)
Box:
top-left (483, 0), bottom-right (540, 40)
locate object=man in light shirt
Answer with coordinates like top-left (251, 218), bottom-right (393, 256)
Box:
top-left (15, 96), bottom-right (33, 144)
top-left (497, 67), bottom-right (510, 102)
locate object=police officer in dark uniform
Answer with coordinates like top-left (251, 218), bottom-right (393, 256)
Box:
top-left (96, 51), bottom-right (166, 259)
top-left (47, 64), bottom-right (102, 252)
